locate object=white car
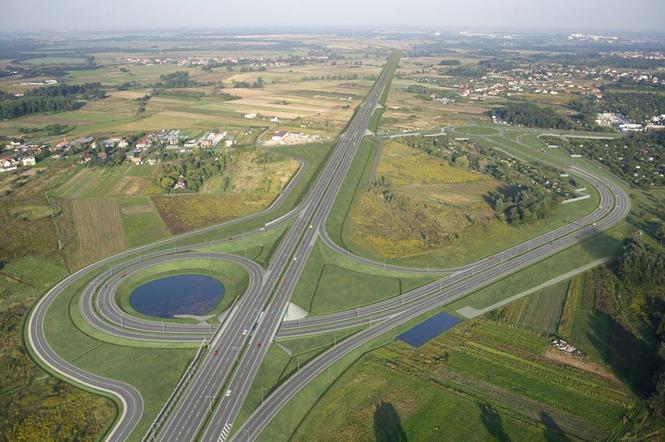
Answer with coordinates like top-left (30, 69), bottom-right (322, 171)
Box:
top-left (225, 389), bottom-right (232, 397)
top-left (242, 329), bottom-right (248, 336)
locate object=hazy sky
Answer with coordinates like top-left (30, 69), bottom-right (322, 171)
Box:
top-left (2, 0), bottom-right (665, 33)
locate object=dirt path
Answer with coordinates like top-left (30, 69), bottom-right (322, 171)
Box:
top-left (544, 347), bottom-right (620, 383)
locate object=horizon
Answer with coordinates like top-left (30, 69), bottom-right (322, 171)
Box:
top-left (2, 0), bottom-right (664, 33)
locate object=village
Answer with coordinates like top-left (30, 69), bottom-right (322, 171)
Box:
top-left (0, 128), bottom-right (240, 173)
top-left (414, 58), bottom-right (665, 104)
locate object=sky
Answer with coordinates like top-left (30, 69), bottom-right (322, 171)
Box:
top-left (2, 0), bottom-right (665, 33)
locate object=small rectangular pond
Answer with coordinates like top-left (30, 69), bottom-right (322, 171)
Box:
top-left (396, 312), bottom-right (461, 347)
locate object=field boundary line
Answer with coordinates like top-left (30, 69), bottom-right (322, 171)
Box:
top-left (456, 257), bottom-right (610, 318)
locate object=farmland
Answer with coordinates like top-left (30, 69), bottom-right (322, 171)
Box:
top-left (66, 198), bottom-right (127, 269)
top-left (53, 163), bottom-right (158, 198)
top-left (293, 318), bottom-right (633, 441)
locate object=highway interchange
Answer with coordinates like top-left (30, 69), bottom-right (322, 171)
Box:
top-left (26, 52), bottom-right (630, 442)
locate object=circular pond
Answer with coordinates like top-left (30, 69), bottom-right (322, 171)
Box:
top-left (129, 274), bottom-right (225, 318)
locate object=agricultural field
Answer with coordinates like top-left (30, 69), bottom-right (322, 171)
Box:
top-left (294, 318), bottom-right (634, 441)
top-left (65, 198), bottom-right (127, 269)
top-left (0, 49), bottom-right (384, 142)
top-left (495, 280), bottom-right (570, 335)
top-left (153, 148), bottom-right (301, 234)
top-left (53, 163), bottom-right (159, 198)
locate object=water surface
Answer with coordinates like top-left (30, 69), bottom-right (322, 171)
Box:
top-left (130, 274), bottom-right (225, 318)
top-left (396, 312), bottom-right (461, 347)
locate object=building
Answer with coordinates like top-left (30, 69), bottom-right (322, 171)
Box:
top-left (272, 130), bottom-right (288, 142)
top-left (20, 156), bottom-right (36, 166)
top-left (174, 176), bottom-right (187, 190)
top-left (135, 136), bottom-right (151, 150)
top-left (127, 150), bottom-right (143, 164)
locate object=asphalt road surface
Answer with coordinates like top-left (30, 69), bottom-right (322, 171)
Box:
top-left (25, 49), bottom-right (631, 442)
top-left (232, 166), bottom-right (630, 441)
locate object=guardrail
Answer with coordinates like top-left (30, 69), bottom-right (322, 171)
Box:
top-left (142, 338), bottom-right (209, 441)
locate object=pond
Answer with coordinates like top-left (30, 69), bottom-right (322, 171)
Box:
top-left (129, 274), bottom-right (225, 318)
top-left (396, 312), bottom-right (461, 347)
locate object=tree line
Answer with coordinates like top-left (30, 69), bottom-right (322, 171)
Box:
top-left (0, 82), bottom-right (105, 120)
top-left (491, 101), bottom-right (574, 130)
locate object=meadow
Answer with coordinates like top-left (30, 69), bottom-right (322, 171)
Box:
top-left (326, 132), bottom-right (600, 268)
top-left (292, 318), bottom-right (633, 441)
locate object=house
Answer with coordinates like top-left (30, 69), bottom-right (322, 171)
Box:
top-left (174, 176), bottom-right (187, 190)
top-left (272, 131), bottom-right (288, 142)
top-left (97, 152), bottom-right (108, 160)
top-left (1, 157), bottom-right (16, 172)
top-left (80, 153), bottom-right (93, 164)
top-left (20, 156), bottom-right (36, 166)
top-left (243, 113), bottom-right (257, 119)
top-left (127, 150), bottom-right (142, 164)
top-left (135, 136), bottom-right (151, 150)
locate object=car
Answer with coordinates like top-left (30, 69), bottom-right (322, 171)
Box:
top-left (214, 350), bottom-right (219, 356)
top-left (257, 341), bottom-right (262, 348)
top-left (242, 329), bottom-right (248, 336)
top-left (225, 389), bottom-right (232, 397)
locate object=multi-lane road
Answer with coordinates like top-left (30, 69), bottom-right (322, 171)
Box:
top-left (25, 50), bottom-right (630, 442)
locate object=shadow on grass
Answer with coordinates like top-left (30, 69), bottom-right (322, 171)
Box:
top-left (477, 402), bottom-right (511, 442)
top-left (585, 310), bottom-right (658, 396)
top-left (373, 401), bottom-right (407, 442)
top-left (577, 227), bottom-right (623, 261)
top-left (539, 411), bottom-right (571, 442)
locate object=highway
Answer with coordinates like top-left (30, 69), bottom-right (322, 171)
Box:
top-left (150, 52), bottom-right (401, 442)
top-left (232, 165), bottom-right (630, 440)
top-left (24, 48), bottom-right (632, 442)
top-left (24, 141), bottom-right (312, 440)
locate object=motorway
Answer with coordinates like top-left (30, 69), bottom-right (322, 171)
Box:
top-left (25, 49), bottom-right (631, 442)
top-left (151, 52), bottom-right (401, 442)
top-left (233, 165), bottom-right (630, 440)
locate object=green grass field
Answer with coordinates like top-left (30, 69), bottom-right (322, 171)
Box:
top-left (454, 125), bottom-right (503, 136)
top-left (496, 280), bottom-right (570, 335)
top-left (291, 318), bottom-right (632, 441)
top-left (38, 266), bottom-right (196, 441)
top-left (119, 197), bottom-right (170, 248)
top-left (290, 240), bottom-right (433, 315)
